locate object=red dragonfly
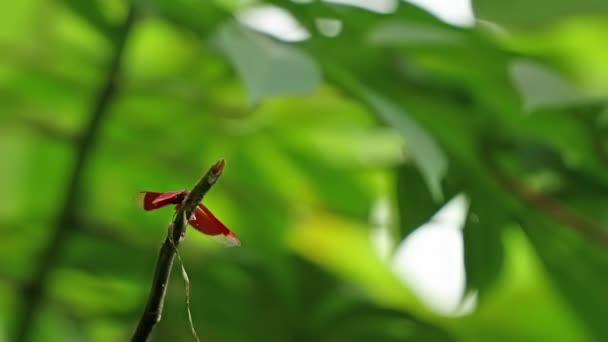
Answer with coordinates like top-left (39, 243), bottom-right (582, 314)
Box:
top-left (137, 190), bottom-right (240, 246)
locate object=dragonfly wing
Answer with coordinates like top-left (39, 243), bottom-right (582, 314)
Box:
top-left (189, 204), bottom-right (240, 246)
top-left (136, 190), bottom-right (188, 211)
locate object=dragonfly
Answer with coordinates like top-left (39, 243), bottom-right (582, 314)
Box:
top-left (137, 190), bottom-right (240, 246)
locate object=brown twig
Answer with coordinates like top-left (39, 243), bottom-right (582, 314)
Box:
top-left (483, 145), bottom-right (608, 246)
top-left (14, 6), bottom-right (136, 342)
top-left (132, 160), bottom-right (225, 342)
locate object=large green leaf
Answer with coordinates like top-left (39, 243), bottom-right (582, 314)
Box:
top-left (362, 88), bottom-right (447, 201)
top-left (214, 22), bottom-right (321, 103)
top-left (276, 0), bottom-right (514, 299)
top-left (326, 68), bottom-right (448, 201)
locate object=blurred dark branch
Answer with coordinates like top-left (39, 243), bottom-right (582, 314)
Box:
top-left (0, 272), bottom-right (21, 287)
top-left (77, 217), bottom-right (157, 252)
top-left (14, 6), bottom-right (136, 342)
top-left (126, 80), bottom-right (250, 118)
top-left (16, 115), bottom-right (80, 143)
top-left (482, 143), bottom-right (608, 246)
top-left (132, 160), bottom-right (225, 342)
top-left (0, 42), bottom-right (98, 88)
top-left (18, 114), bottom-right (204, 181)
top-left (592, 135), bottom-right (608, 168)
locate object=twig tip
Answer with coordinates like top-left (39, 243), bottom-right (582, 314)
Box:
top-left (211, 159), bottom-right (226, 176)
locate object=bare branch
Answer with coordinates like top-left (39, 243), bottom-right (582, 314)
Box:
top-left (132, 160), bottom-right (225, 342)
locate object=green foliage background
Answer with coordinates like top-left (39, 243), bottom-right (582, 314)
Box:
top-left (1, 0), bottom-right (608, 341)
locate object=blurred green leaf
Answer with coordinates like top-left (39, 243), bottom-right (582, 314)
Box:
top-left (461, 177), bottom-right (507, 297)
top-left (520, 213), bottom-right (608, 341)
top-left (457, 227), bottom-right (591, 341)
top-left (4, 0), bottom-right (608, 341)
top-left (289, 214), bottom-right (438, 322)
top-left (362, 88), bottom-right (447, 201)
top-left (50, 268), bottom-right (141, 316)
top-left (327, 68), bottom-right (447, 201)
top-left (63, 0), bottom-right (116, 40)
top-left (368, 21), bottom-right (464, 46)
top-left (509, 59), bottom-right (592, 111)
top-left (473, 0), bottom-right (608, 26)
top-left (215, 22), bottom-right (321, 103)
top-left (395, 163), bottom-right (443, 238)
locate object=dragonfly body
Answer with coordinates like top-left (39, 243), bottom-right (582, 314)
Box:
top-left (137, 190), bottom-right (240, 246)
